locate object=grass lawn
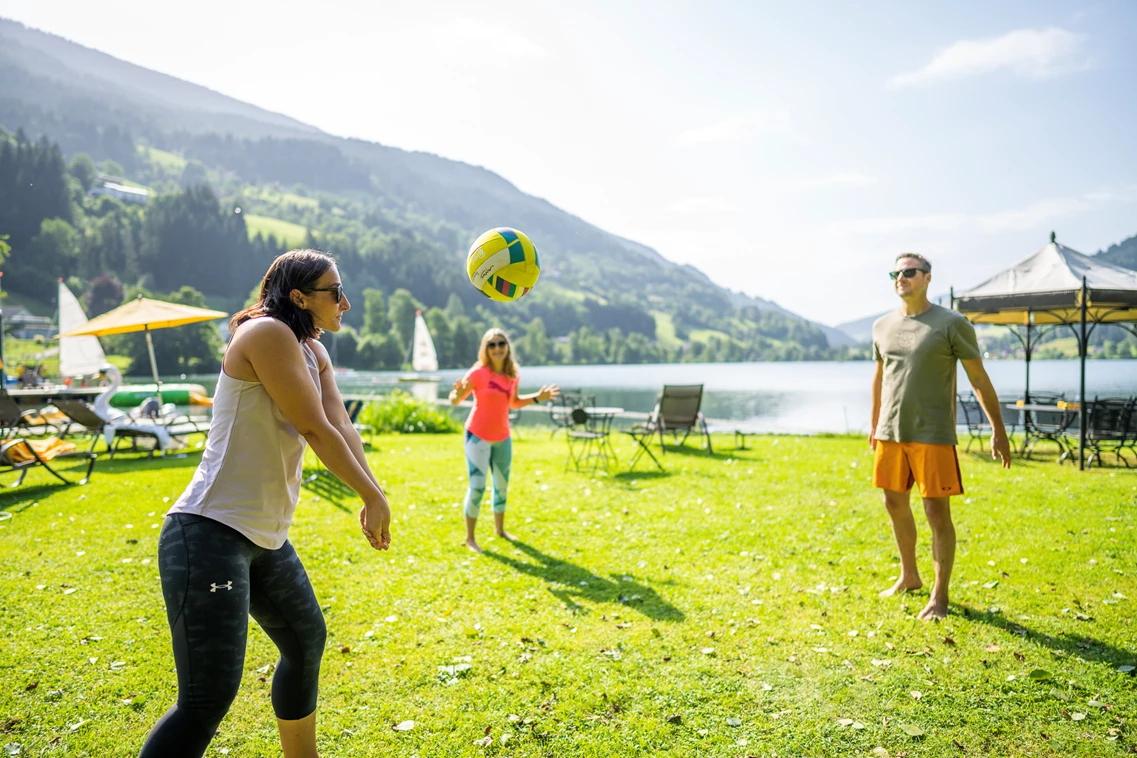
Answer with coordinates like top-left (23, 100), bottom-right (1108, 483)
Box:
top-left (1, 433), bottom-right (1134, 756)
top-left (244, 213), bottom-right (309, 248)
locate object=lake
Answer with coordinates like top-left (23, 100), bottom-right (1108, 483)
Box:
top-left (176, 359), bottom-right (1137, 435)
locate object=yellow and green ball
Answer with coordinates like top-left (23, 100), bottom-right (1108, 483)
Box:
top-left (466, 227), bottom-right (541, 302)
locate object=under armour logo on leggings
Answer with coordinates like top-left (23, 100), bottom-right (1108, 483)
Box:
top-left (210, 581), bottom-right (233, 592)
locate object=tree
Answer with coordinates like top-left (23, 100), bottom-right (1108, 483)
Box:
top-left (100, 159), bottom-right (125, 179)
top-left (178, 160), bottom-right (211, 189)
top-left (361, 288), bottom-right (388, 336)
top-left (516, 317), bottom-right (550, 365)
top-left (84, 273), bottom-right (125, 317)
top-left (25, 219), bottom-right (80, 295)
top-left (444, 293), bottom-right (466, 320)
top-left (424, 307), bottom-right (453, 367)
top-left (449, 315), bottom-right (480, 368)
top-left (387, 288), bottom-right (420, 355)
top-left (68, 153), bottom-right (98, 191)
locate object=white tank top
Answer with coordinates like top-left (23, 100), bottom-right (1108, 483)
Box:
top-left (168, 339), bottom-right (321, 549)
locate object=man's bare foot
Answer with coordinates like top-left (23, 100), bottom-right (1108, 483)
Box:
top-left (879, 576), bottom-right (923, 598)
top-left (495, 530), bottom-right (516, 541)
top-left (464, 539), bottom-right (482, 553)
top-left (917, 598), bottom-right (948, 620)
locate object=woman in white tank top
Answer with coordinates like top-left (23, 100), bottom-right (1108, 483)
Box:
top-left (141, 250), bottom-right (390, 758)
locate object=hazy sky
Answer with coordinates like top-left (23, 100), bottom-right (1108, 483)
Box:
top-left (2, 0), bottom-right (1135, 326)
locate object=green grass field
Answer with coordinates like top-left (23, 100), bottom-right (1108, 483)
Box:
top-left (244, 213), bottom-right (310, 248)
top-left (1, 433), bottom-right (1134, 756)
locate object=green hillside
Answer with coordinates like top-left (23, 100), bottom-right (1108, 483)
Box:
top-left (0, 16), bottom-right (857, 365)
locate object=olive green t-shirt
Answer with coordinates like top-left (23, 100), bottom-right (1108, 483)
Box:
top-left (872, 304), bottom-right (981, 445)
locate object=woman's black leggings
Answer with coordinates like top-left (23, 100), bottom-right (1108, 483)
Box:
top-left (139, 514), bottom-right (327, 757)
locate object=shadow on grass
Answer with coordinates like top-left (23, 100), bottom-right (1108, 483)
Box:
top-left (0, 449), bottom-right (204, 511)
top-left (300, 468), bottom-right (354, 512)
top-left (484, 539), bottom-right (685, 622)
top-left (953, 602), bottom-right (1137, 669)
top-left (612, 470), bottom-right (672, 483)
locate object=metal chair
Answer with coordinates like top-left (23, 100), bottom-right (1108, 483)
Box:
top-left (1083, 398), bottom-right (1135, 467)
top-left (548, 390), bottom-right (594, 437)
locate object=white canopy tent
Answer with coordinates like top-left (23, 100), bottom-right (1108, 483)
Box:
top-left (952, 233), bottom-right (1137, 469)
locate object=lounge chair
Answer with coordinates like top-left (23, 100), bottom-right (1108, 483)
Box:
top-left (52, 399), bottom-right (207, 458)
top-left (0, 436), bottom-right (97, 486)
top-left (0, 392), bottom-right (59, 438)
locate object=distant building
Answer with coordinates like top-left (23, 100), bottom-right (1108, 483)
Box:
top-left (89, 181), bottom-right (150, 206)
top-left (3, 305), bottom-right (56, 340)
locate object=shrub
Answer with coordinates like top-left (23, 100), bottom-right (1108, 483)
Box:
top-left (357, 390), bottom-right (461, 434)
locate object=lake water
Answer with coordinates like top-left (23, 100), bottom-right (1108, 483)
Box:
top-left (177, 359), bottom-right (1137, 435)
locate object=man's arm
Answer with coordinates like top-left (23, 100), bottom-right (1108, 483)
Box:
top-left (870, 361), bottom-right (883, 449)
top-left (961, 357), bottom-right (1012, 468)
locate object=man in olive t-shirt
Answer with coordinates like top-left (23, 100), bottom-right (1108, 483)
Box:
top-left (870, 253), bottom-right (1011, 620)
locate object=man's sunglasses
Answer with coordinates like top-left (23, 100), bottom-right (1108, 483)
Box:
top-left (487, 340), bottom-right (508, 349)
top-left (305, 284), bottom-right (344, 303)
top-left (889, 268), bottom-right (928, 281)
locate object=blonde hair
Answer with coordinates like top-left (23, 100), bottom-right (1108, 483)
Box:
top-left (474, 327), bottom-right (518, 379)
top-left (895, 252), bottom-right (932, 273)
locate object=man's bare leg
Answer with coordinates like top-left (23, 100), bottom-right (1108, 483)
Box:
top-left (880, 488), bottom-right (923, 597)
top-left (917, 496), bottom-right (954, 620)
top-left (278, 711), bottom-right (318, 758)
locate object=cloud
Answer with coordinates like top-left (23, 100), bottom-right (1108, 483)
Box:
top-left (428, 18), bottom-right (548, 60)
top-left (889, 27), bottom-right (1090, 88)
top-left (829, 213), bottom-right (968, 236)
top-left (975, 188), bottom-right (1137, 232)
top-left (829, 187), bottom-right (1137, 237)
top-left (665, 196), bottom-right (739, 214)
top-left (674, 108), bottom-right (792, 146)
top-left (787, 172), bottom-right (880, 190)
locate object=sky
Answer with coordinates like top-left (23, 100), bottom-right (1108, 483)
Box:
top-left (2, 0), bottom-right (1136, 327)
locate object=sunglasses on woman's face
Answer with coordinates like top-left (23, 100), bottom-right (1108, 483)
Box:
top-left (487, 340), bottom-right (508, 349)
top-left (305, 284), bottom-right (344, 303)
top-left (889, 267), bottom-right (928, 281)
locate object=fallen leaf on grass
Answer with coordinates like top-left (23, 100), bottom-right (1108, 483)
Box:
top-left (391, 721), bottom-right (414, 732)
top-left (899, 723), bottom-right (925, 737)
top-left (725, 717), bottom-right (742, 727)
top-left (985, 644), bottom-right (1001, 652)
top-left (1028, 669), bottom-right (1052, 681)
top-left (909, 691), bottom-right (921, 700)
top-left (666, 714), bottom-right (682, 725)
top-left (1070, 712), bottom-right (1086, 721)
top-left (472, 736), bottom-right (492, 747)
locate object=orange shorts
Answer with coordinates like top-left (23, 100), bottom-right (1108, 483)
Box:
top-left (872, 440), bottom-right (963, 498)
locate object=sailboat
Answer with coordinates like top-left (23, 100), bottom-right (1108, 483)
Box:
top-left (396, 311), bottom-right (441, 404)
top-left (58, 280), bottom-right (108, 380)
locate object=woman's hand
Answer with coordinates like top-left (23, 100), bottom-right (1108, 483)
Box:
top-left (536, 384), bottom-right (561, 403)
top-left (359, 493), bottom-right (392, 550)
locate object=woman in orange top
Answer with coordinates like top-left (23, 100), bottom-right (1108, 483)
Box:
top-left (449, 328), bottom-right (559, 552)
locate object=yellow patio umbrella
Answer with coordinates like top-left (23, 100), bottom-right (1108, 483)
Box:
top-left (60, 295), bottom-right (228, 401)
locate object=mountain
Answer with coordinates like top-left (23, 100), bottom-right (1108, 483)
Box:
top-left (834, 293), bottom-right (953, 343)
top-left (0, 17), bottom-right (841, 356)
top-left (1098, 232), bottom-right (1137, 270)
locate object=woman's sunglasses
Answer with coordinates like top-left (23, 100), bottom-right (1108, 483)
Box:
top-left (305, 284), bottom-right (344, 303)
top-left (889, 267), bottom-right (928, 281)
top-left (487, 340), bottom-right (508, 349)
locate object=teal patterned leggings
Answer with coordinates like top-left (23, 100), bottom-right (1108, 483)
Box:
top-left (464, 430), bottom-right (512, 518)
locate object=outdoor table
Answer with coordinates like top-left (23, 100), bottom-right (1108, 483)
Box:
top-left (565, 406), bottom-right (623, 472)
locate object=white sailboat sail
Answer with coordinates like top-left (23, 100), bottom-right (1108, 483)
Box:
top-left (58, 281), bottom-right (107, 378)
top-left (410, 311), bottom-right (439, 373)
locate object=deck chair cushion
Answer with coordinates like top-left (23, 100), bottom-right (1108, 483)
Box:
top-left (2, 437), bottom-right (77, 465)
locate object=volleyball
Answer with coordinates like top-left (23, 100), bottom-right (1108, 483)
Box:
top-left (466, 227), bottom-right (541, 302)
